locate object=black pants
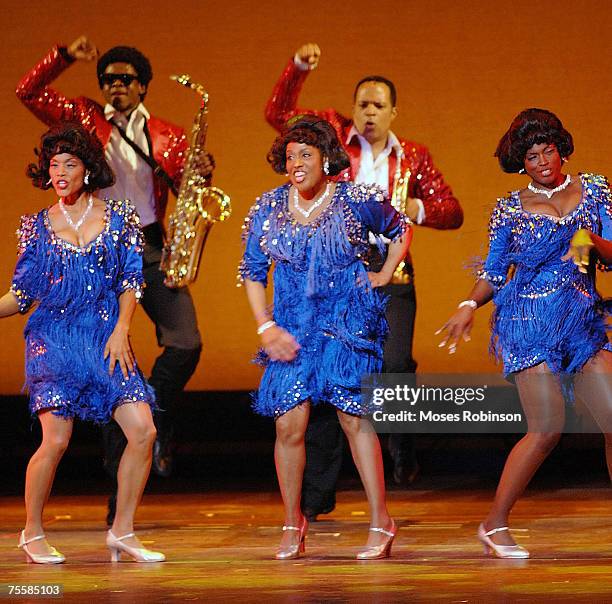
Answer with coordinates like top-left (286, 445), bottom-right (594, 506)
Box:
top-left (101, 225), bottom-right (202, 481)
top-left (301, 281), bottom-right (417, 514)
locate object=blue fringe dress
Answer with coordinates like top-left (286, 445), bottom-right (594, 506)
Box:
top-left (480, 173), bottom-right (612, 375)
top-left (10, 199), bottom-right (155, 423)
top-left (239, 181), bottom-right (408, 418)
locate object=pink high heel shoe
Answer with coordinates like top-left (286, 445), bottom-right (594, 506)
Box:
top-left (106, 530), bottom-right (165, 563)
top-left (18, 530), bottom-right (65, 564)
top-left (356, 520), bottom-right (397, 560)
top-left (275, 516), bottom-right (308, 560)
top-left (477, 523), bottom-right (530, 559)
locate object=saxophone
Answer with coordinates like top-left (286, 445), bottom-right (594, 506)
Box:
top-left (389, 165), bottom-right (412, 284)
top-left (160, 74), bottom-right (231, 288)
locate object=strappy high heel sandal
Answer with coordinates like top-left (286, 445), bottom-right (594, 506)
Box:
top-left (18, 530), bottom-right (65, 564)
top-left (477, 523), bottom-right (529, 559)
top-left (356, 520), bottom-right (396, 560)
top-left (275, 516), bottom-right (308, 560)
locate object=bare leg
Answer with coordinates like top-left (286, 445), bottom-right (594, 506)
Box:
top-left (275, 403), bottom-right (310, 549)
top-left (575, 349), bottom-right (612, 480)
top-left (484, 363), bottom-right (565, 545)
top-left (23, 411), bottom-right (73, 555)
top-left (110, 402), bottom-right (157, 548)
top-left (337, 410), bottom-right (392, 547)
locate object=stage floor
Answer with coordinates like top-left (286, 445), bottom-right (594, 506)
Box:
top-left (1, 487), bottom-right (611, 603)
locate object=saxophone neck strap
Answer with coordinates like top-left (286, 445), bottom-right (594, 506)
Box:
top-left (109, 117), bottom-right (179, 197)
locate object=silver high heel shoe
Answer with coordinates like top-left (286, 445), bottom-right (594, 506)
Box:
top-left (356, 520), bottom-right (396, 560)
top-left (18, 530), bottom-right (65, 564)
top-left (477, 523), bottom-right (530, 559)
top-left (106, 530), bottom-right (165, 563)
top-left (275, 517), bottom-right (308, 560)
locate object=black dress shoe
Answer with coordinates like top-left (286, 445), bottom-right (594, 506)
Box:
top-left (152, 437), bottom-right (173, 478)
top-left (106, 494), bottom-right (116, 527)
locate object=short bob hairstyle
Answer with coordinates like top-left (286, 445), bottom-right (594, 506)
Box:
top-left (495, 108), bottom-right (574, 173)
top-left (267, 114), bottom-right (350, 176)
top-left (27, 122), bottom-right (115, 192)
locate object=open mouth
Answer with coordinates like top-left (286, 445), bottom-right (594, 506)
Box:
top-left (293, 171), bottom-right (306, 183)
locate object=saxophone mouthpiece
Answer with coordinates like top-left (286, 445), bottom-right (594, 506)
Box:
top-left (170, 74), bottom-right (207, 99)
top-left (170, 74), bottom-right (191, 87)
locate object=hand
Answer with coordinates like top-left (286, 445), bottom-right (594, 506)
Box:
top-left (404, 197), bottom-right (421, 222)
top-left (194, 151), bottom-right (215, 179)
top-left (562, 228), bottom-right (594, 274)
top-left (67, 36), bottom-right (98, 62)
top-left (367, 270), bottom-right (393, 288)
top-left (104, 325), bottom-right (135, 378)
top-left (295, 43), bottom-right (321, 68)
top-left (435, 307), bottom-right (475, 354)
top-left (261, 325), bottom-right (300, 362)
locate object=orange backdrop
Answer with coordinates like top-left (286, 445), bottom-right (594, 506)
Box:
top-left (0, 0), bottom-right (610, 393)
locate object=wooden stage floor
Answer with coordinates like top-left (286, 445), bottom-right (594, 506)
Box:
top-left (1, 487), bottom-right (610, 603)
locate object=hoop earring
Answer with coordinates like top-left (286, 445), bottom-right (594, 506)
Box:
top-left (46, 178), bottom-right (52, 185)
top-left (323, 159), bottom-right (330, 175)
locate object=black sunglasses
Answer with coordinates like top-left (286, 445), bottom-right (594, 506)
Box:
top-left (99, 73), bottom-right (139, 87)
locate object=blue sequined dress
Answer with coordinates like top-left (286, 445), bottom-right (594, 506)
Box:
top-left (239, 182), bottom-right (408, 418)
top-left (10, 199), bottom-right (155, 423)
top-left (480, 173), bottom-right (612, 375)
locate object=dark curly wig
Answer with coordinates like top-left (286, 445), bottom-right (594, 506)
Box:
top-left (267, 114), bottom-right (350, 175)
top-left (495, 108), bottom-right (574, 173)
top-left (97, 45), bottom-right (153, 97)
top-left (27, 122), bottom-right (115, 192)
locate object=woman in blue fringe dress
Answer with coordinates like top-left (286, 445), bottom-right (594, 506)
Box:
top-left (0, 123), bottom-right (163, 564)
top-left (239, 116), bottom-right (411, 560)
top-left (438, 108), bottom-right (612, 559)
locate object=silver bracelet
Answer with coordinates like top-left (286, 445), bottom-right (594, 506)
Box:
top-left (457, 299), bottom-right (478, 310)
top-left (257, 320), bottom-right (276, 335)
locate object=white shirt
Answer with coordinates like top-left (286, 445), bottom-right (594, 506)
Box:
top-left (346, 125), bottom-right (425, 225)
top-left (99, 103), bottom-right (157, 227)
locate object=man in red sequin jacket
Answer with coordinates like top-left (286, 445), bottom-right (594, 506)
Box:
top-left (265, 43), bottom-right (463, 514)
top-left (16, 36), bottom-right (212, 518)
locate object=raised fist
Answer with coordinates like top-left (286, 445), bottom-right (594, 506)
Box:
top-left (67, 36), bottom-right (98, 62)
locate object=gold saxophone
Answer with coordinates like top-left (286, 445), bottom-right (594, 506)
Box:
top-left (389, 166), bottom-right (411, 284)
top-left (160, 74), bottom-right (231, 288)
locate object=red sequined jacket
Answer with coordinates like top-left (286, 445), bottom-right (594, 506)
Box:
top-left (16, 46), bottom-right (188, 223)
top-left (265, 59), bottom-right (463, 231)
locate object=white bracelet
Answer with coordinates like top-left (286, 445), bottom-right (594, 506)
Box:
top-left (458, 299), bottom-right (478, 310)
top-left (257, 320), bottom-right (276, 335)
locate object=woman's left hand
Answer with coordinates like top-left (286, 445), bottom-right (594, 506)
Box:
top-left (367, 270), bottom-right (393, 288)
top-left (562, 228), bottom-right (594, 273)
top-left (104, 325), bottom-right (135, 378)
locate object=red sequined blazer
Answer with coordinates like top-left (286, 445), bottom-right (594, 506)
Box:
top-left (16, 46), bottom-right (188, 223)
top-left (265, 59), bottom-right (463, 230)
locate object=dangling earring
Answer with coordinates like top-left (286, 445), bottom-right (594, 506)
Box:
top-left (518, 168), bottom-right (526, 174)
top-left (323, 158), bottom-right (330, 176)
top-left (562, 157), bottom-right (569, 163)
top-left (46, 177), bottom-right (52, 185)
top-left (84, 172), bottom-right (90, 185)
